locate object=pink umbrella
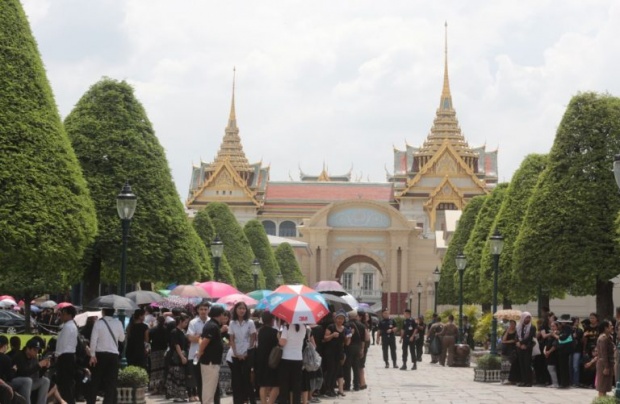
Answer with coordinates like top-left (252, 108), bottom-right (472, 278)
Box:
top-left (313, 280), bottom-right (347, 296)
top-left (216, 293), bottom-right (258, 310)
top-left (196, 281), bottom-right (240, 299)
top-left (0, 295), bottom-right (15, 302)
top-left (56, 302), bottom-right (74, 309)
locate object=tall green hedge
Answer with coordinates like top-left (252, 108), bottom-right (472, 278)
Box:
top-left (0, 0), bottom-right (97, 299)
top-left (65, 78), bottom-right (208, 299)
top-left (205, 203), bottom-right (255, 291)
top-left (192, 209), bottom-right (235, 286)
top-left (275, 243), bottom-right (305, 285)
top-left (244, 220), bottom-right (277, 290)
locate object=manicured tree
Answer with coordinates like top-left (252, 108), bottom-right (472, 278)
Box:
top-left (65, 78), bottom-right (208, 300)
top-left (0, 0), bottom-right (97, 329)
top-left (192, 209), bottom-right (235, 286)
top-left (514, 93), bottom-right (620, 319)
top-left (244, 220), bottom-right (278, 290)
top-left (479, 154), bottom-right (547, 305)
top-left (275, 243), bottom-right (306, 285)
top-left (462, 183), bottom-right (509, 305)
top-left (438, 195), bottom-right (487, 305)
top-left (205, 202), bottom-right (255, 291)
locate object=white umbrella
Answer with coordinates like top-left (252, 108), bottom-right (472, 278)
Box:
top-left (340, 293), bottom-right (360, 310)
top-left (75, 311), bottom-right (102, 327)
top-left (0, 298), bottom-right (17, 306)
top-left (38, 300), bottom-right (58, 309)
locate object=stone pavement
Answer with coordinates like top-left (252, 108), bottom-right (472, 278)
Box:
top-left (146, 344), bottom-right (600, 404)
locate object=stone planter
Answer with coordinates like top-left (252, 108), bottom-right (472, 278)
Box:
top-left (473, 368), bottom-right (501, 383)
top-left (117, 387), bottom-right (146, 404)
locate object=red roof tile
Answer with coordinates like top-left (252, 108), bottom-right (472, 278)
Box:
top-left (264, 182), bottom-right (394, 202)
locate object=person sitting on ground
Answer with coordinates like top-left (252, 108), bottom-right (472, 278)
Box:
top-left (11, 339), bottom-right (51, 404)
top-left (7, 337), bottom-right (21, 361)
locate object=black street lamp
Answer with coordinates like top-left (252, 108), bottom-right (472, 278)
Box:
top-left (276, 273), bottom-right (284, 287)
top-left (211, 235), bottom-right (224, 281)
top-left (455, 252), bottom-right (467, 343)
top-left (116, 181), bottom-right (137, 298)
top-left (251, 259), bottom-right (261, 290)
top-left (489, 229), bottom-right (504, 356)
top-left (416, 282), bottom-right (423, 317)
top-left (432, 267), bottom-right (441, 314)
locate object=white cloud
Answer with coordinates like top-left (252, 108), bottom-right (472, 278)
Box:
top-left (20, 0), bottom-right (620, 196)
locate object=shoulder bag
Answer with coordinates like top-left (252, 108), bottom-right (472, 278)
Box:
top-left (268, 345), bottom-right (282, 369)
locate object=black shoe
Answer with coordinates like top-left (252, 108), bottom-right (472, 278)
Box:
top-left (385, 363), bottom-right (389, 368)
top-left (400, 364), bottom-right (407, 370)
top-left (393, 363), bottom-right (398, 368)
top-left (353, 387), bottom-right (360, 391)
top-left (411, 364), bottom-right (417, 370)
top-left (325, 391), bottom-right (336, 397)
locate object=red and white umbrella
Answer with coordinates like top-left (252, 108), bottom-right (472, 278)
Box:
top-left (267, 285), bottom-right (329, 324)
top-left (216, 293), bottom-right (258, 310)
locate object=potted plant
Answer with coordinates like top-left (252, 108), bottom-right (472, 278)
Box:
top-left (473, 353), bottom-right (501, 382)
top-left (117, 366), bottom-right (149, 404)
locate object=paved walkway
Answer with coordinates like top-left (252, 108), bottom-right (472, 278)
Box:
top-left (146, 344), bottom-right (601, 404)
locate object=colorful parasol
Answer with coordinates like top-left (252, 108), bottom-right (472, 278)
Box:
top-left (494, 309), bottom-right (522, 321)
top-left (160, 295), bottom-right (202, 309)
top-left (247, 290), bottom-right (273, 301)
top-left (170, 284), bottom-right (211, 298)
top-left (216, 293), bottom-right (258, 310)
top-left (196, 281), bottom-right (240, 299)
top-left (56, 302), bottom-right (74, 309)
top-left (267, 284), bottom-right (329, 324)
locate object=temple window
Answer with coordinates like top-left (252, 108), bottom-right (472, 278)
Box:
top-left (279, 221), bottom-right (297, 237)
top-left (262, 220), bottom-right (276, 236)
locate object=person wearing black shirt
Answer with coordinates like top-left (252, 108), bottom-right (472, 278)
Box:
top-left (377, 309), bottom-right (397, 369)
top-left (515, 312), bottom-right (537, 387)
top-left (415, 316), bottom-right (426, 362)
top-left (400, 310), bottom-right (417, 370)
top-left (12, 339), bottom-right (51, 404)
top-left (126, 309), bottom-right (149, 370)
top-left (0, 336), bottom-right (16, 404)
top-left (198, 305), bottom-right (226, 404)
top-left (343, 310), bottom-right (365, 391)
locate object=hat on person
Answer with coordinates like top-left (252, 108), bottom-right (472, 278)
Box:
top-left (25, 339), bottom-right (41, 351)
top-left (335, 310), bottom-right (347, 319)
top-left (558, 314), bottom-right (572, 323)
top-left (347, 309), bottom-right (358, 318)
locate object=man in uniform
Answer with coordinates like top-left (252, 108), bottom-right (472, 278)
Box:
top-left (377, 309), bottom-right (397, 368)
top-left (438, 315), bottom-right (459, 367)
top-left (399, 309), bottom-right (417, 370)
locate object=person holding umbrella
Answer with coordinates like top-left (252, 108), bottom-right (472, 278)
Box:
top-left (277, 320), bottom-right (308, 404)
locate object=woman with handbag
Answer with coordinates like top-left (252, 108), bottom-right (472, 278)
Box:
top-left (166, 314), bottom-right (190, 402)
top-left (256, 312), bottom-right (280, 404)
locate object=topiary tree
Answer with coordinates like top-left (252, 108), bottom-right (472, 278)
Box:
top-left (244, 220), bottom-right (278, 290)
top-left (65, 78), bottom-right (209, 301)
top-left (514, 92), bottom-right (620, 319)
top-left (275, 243), bottom-right (306, 285)
top-left (192, 209), bottom-right (235, 286)
top-left (438, 195), bottom-right (487, 305)
top-left (462, 184), bottom-right (508, 305)
top-left (0, 0), bottom-right (98, 330)
top-left (205, 203), bottom-right (255, 291)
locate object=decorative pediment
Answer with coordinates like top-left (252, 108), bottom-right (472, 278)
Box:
top-left (398, 140), bottom-right (487, 198)
top-left (187, 158), bottom-right (260, 206)
top-left (423, 176), bottom-right (465, 209)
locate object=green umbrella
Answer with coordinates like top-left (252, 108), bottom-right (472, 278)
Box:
top-left (247, 289), bottom-right (273, 300)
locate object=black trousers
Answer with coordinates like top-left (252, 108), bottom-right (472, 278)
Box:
top-left (517, 348), bottom-right (533, 385)
top-left (382, 336), bottom-right (397, 365)
top-left (57, 353), bottom-right (77, 404)
top-left (402, 339), bottom-right (417, 366)
top-left (278, 359), bottom-right (302, 404)
top-left (343, 344), bottom-right (361, 390)
top-left (415, 338), bottom-right (424, 361)
top-left (88, 352), bottom-right (119, 404)
top-left (557, 348), bottom-right (571, 387)
top-left (230, 357), bottom-right (256, 404)
top-left (191, 362), bottom-right (202, 399)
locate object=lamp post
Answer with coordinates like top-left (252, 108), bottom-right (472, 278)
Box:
top-left (116, 181), bottom-right (137, 298)
top-left (408, 290), bottom-right (414, 311)
top-left (432, 267), bottom-right (441, 314)
top-left (489, 229), bottom-right (504, 356)
top-left (455, 252), bottom-right (467, 343)
top-left (276, 273), bottom-right (284, 287)
top-left (252, 259), bottom-right (261, 290)
top-left (416, 282), bottom-right (423, 317)
top-left (211, 235), bottom-right (224, 281)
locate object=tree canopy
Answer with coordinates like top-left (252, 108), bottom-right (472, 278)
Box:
top-left (0, 0), bottom-right (97, 296)
top-left (275, 242), bottom-right (306, 285)
top-left (243, 220), bottom-right (276, 290)
top-left (480, 154), bottom-right (548, 304)
top-left (205, 202), bottom-right (256, 291)
top-left (513, 92), bottom-right (620, 317)
top-left (462, 183), bottom-right (508, 304)
top-left (192, 209), bottom-right (235, 286)
top-left (65, 78), bottom-right (208, 299)
top-left (437, 195), bottom-right (487, 305)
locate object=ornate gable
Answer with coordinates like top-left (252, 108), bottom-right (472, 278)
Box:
top-left (188, 158), bottom-right (260, 207)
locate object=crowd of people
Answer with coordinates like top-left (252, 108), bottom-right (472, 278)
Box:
top-left (0, 300), bottom-right (379, 404)
top-left (500, 308), bottom-right (619, 398)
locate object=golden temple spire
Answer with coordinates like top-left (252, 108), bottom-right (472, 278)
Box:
top-left (440, 21), bottom-right (452, 111)
top-left (227, 67), bottom-right (237, 130)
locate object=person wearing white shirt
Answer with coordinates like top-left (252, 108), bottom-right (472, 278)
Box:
top-left (278, 323), bottom-right (307, 404)
top-left (187, 301), bottom-right (210, 402)
top-left (229, 302), bottom-right (257, 404)
top-left (56, 306), bottom-right (78, 404)
top-left (87, 308), bottom-right (125, 404)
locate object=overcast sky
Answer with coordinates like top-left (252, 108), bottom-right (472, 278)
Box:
top-left (21, 0), bottom-right (620, 201)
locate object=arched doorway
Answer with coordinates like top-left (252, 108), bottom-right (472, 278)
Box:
top-left (335, 255), bottom-right (383, 306)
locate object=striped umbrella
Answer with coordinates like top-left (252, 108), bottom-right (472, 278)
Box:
top-left (267, 284), bottom-right (329, 324)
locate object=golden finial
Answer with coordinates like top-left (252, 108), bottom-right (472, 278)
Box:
top-left (440, 21), bottom-right (452, 110)
top-left (228, 66), bottom-right (237, 124)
